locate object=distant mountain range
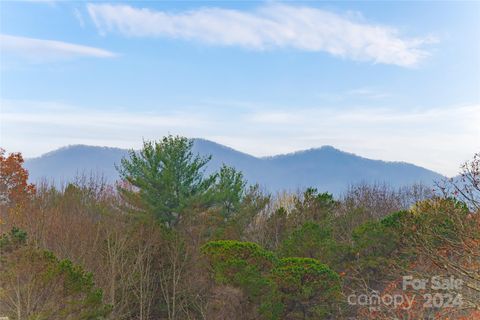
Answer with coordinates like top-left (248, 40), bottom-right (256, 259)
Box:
top-left (24, 139), bottom-right (445, 194)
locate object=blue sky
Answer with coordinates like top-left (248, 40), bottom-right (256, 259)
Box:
top-left (0, 1), bottom-right (479, 176)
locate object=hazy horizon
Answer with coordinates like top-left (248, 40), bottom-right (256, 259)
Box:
top-left (21, 139), bottom-right (461, 179)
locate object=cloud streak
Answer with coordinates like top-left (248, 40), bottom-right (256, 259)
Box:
top-left (0, 34), bottom-right (116, 62)
top-left (87, 3), bottom-right (435, 67)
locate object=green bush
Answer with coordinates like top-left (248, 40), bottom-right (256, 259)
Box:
top-left (202, 241), bottom-right (342, 319)
top-left (271, 257), bottom-right (342, 319)
top-left (279, 222), bottom-right (350, 270)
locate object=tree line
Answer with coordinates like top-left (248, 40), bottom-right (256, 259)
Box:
top-left (1, 135), bottom-right (479, 319)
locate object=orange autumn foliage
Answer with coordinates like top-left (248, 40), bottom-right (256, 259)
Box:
top-left (0, 148), bottom-right (35, 209)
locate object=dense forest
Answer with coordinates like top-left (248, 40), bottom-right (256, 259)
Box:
top-left (1, 135), bottom-right (479, 320)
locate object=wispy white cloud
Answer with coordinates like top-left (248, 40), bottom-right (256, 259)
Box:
top-left (0, 34), bottom-right (116, 62)
top-left (87, 3), bottom-right (436, 67)
top-left (346, 88), bottom-right (391, 100)
top-left (73, 8), bottom-right (85, 28)
top-left (1, 100), bottom-right (208, 128)
top-left (1, 99), bottom-right (478, 176)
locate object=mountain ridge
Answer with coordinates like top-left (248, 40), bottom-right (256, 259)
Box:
top-left (24, 139), bottom-right (444, 194)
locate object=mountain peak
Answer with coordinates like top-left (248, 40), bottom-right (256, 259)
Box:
top-left (263, 145), bottom-right (353, 161)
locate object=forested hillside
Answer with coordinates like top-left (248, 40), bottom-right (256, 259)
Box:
top-left (24, 139), bottom-right (444, 194)
top-left (1, 136), bottom-right (479, 320)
